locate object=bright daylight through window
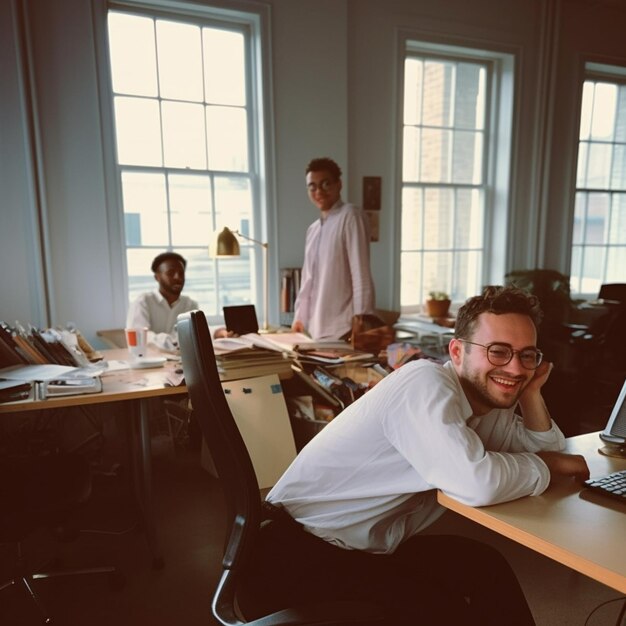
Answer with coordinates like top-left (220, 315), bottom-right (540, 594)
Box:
top-left (106, 8), bottom-right (263, 317)
top-left (400, 51), bottom-right (488, 312)
top-left (571, 72), bottom-right (626, 295)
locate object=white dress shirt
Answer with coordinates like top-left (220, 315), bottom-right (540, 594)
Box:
top-left (293, 200), bottom-right (375, 340)
top-left (268, 359), bottom-right (565, 554)
top-left (126, 290), bottom-right (199, 351)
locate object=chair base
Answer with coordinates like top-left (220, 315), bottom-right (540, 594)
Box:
top-left (0, 542), bottom-right (123, 625)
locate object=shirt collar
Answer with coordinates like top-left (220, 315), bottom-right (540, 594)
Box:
top-left (443, 361), bottom-right (474, 422)
top-left (320, 199), bottom-right (344, 222)
top-left (153, 289), bottom-right (179, 307)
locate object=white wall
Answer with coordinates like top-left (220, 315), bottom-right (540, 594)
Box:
top-left (1, 0), bottom-right (625, 343)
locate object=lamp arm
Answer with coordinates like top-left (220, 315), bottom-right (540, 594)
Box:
top-left (232, 230), bottom-right (268, 250)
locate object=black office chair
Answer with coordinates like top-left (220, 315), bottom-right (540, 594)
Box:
top-left (177, 310), bottom-right (389, 626)
top-left (0, 452), bottom-right (122, 624)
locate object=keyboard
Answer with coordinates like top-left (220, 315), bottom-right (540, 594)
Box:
top-left (584, 469), bottom-right (626, 503)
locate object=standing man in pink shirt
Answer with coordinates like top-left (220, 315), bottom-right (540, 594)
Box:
top-left (292, 157), bottom-right (376, 340)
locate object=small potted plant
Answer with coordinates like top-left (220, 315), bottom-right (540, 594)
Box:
top-left (425, 291), bottom-right (451, 319)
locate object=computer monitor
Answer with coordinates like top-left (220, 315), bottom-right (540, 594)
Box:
top-left (600, 378), bottom-right (626, 448)
top-left (223, 305), bottom-right (259, 336)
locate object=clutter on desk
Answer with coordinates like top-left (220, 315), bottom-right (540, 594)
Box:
top-left (386, 342), bottom-right (424, 369)
top-left (350, 313), bottom-right (396, 354)
top-left (0, 320), bottom-right (104, 398)
top-left (0, 379), bottom-right (32, 403)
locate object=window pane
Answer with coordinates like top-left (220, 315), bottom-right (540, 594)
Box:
top-left (616, 85), bottom-right (626, 142)
top-left (452, 130), bottom-right (483, 184)
top-left (609, 193), bottom-right (626, 244)
top-left (402, 127), bottom-right (421, 182)
top-left (206, 106), bottom-right (248, 171)
top-left (452, 250), bottom-right (482, 301)
top-left (162, 101), bottom-right (207, 169)
top-left (576, 142), bottom-right (589, 188)
top-left (403, 58), bottom-right (423, 125)
top-left (611, 144), bottom-right (626, 190)
top-left (423, 61), bottom-right (453, 128)
top-left (423, 251), bottom-right (452, 301)
top-left (455, 63), bottom-right (485, 130)
top-left (606, 246), bottom-right (626, 282)
top-left (579, 82), bottom-right (594, 140)
top-left (586, 143), bottom-right (612, 188)
top-left (114, 97), bottom-right (162, 166)
top-left (421, 128), bottom-right (452, 183)
top-left (108, 13), bottom-right (157, 97)
top-left (121, 172), bottom-right (168, 246)
top-left (455, 189), bottom-right (483, 249)
top-left (204, 28), bottom-right (246, 106)
top-left (572, 193), bottom-right (585, 245)
top-left (401, 187), bottom-right (422, 249)
top-left (157, 20), bottom-right (203, 102)
top-left (169, 174), bottom-right (213, 245)
top-left (214, 176), bottom-right (252, 229)
top-left (585, 193), bottom-right (609, 244)
top-left (423, 188), bottom-right (453, 249)
top-left (580, 246), bottom-right (606, 294)
top-left (591, 82), bottom-right (617, 141)
top-left (570, 246), bottom-right (582, 292)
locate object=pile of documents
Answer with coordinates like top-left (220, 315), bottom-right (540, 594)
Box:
top-left (0, 320), bottom-right (104, 401)
top-left (212, 333), bottom-right (300, 381)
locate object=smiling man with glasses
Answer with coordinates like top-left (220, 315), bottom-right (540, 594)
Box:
top-left (240, 285), bottom-right (590, 625)
top-left (291, 157), bottom-right (375, 340)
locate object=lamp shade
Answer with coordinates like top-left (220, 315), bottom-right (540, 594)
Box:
top-left (211, 227), bottom-right (240, 257)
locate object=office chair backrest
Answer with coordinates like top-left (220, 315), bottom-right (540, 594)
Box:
top-left (177, 310), bottom-right (261, 572)
top-left (178, 310), bottom-right (390, 625)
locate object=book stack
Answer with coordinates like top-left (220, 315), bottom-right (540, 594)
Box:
top-left (212, 333), bottom-right (301, 381)
top-left (216, 348), bottom-right (294, 382)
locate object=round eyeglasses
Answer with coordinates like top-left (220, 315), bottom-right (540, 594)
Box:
top-left (459, 340), bottom-right (543, 370)
top-left (306, 179), bottom-right (336, 193)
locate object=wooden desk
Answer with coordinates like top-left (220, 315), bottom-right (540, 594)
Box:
top-left (0, 350), bottom-right (187, 568)
top-left (437, 432), bottom-right (626, 593)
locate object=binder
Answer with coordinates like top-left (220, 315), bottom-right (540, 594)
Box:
top-left (201, 374), bottom-right (297, 489)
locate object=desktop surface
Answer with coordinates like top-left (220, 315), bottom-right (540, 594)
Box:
top-left (438, 432), bottom-right (626, 593)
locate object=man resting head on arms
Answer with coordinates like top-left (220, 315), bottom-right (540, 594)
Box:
top-left (238, 285), bottom-right (589, 625)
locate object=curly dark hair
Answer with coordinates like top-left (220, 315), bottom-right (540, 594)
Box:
top-left (454, 285), bottom-right (543, 340)
top-left (151, 252), bottom-right (187, 273)
top-left (305, 157), bottom-right (342, 180)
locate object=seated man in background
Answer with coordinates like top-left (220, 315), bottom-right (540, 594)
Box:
top-left (240, 286), bottom-right (590, 625)
top-left (126, 252), bottom-right (199, 352)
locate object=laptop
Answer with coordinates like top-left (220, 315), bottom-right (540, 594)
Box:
top-left (600, 378), bottom-right (626, 447)
top-left (223, 305), bottom-right (259, 336)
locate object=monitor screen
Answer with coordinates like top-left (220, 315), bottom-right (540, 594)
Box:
top-left (223, 305), bottom-right (259, 336)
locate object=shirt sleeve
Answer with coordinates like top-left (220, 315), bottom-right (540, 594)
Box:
top-left (293, 224), bottom-right (315, 326)
top-left (343, 209), bottom-right (375, 316)
top-left (382, 364), bottom-right (552, 507)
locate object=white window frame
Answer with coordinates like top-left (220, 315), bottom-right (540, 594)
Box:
top-left (396, 35), bottom-right (515, 314)
top-left (570, 61), bottom-right (626, 296)
top-left (92, 0), bottom-right (276, 326)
